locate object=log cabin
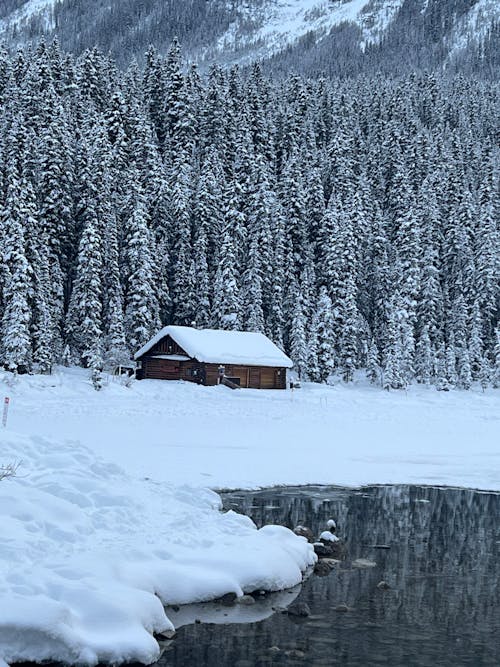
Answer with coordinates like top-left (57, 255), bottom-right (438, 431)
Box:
top-left (134, 326), bottom-right (293, 389)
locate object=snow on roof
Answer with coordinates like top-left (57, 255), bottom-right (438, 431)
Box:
top-left (135, 326), bottom-right (293, 368)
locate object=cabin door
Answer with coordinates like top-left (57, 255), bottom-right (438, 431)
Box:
top-left (249, 367), bottom-right (261, 389)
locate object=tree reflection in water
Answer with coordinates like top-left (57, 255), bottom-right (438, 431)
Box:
top-left (159, 485), bottom-right (500, 666)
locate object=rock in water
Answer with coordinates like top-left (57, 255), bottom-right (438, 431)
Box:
top-left (287, 602), bottom-right (311, 617)
top-left (314, 540), bottom-right (346, 559)
top-left (314, 560), bottom-right (332, 576)
top-left (314, 558), bottom-right (339, 576)
top-left (352, 558), bottom-right (376, 569)
top-left (294, 525), bottom-right (314, 542)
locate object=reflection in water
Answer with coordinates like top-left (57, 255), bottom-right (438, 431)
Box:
top-left (159, 485), bottom-right (500, 666)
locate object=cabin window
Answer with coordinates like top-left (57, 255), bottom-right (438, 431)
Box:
top-left (136, 361), bottom-right (142, 369)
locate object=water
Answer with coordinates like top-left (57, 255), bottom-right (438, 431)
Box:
top-left (158, 485), bottom-right (500, 666)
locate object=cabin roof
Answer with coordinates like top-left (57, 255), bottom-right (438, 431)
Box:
top-left (135, 325), bottom-right (293, 368)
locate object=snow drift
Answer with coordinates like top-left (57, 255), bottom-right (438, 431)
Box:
top-left (0, 431), bottom-right (315, 665)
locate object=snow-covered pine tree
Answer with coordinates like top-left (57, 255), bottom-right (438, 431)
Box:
top-left (469, 299), bottom-right (484, 380)
top-left (212, 224), bottom-right (240, 331)
top-left (366, 338), bottom-right (381, 386)
top-left (338, 272), bottom-right (359, 383)
top-left (435, 343), bottom-right (450, 391)
top-left (479, 354), bottom-right (491, 391)
top-left (445, 338), bottom-right (458, 389)
top-left (289, 289), bottom-right (308, 380)
top-left (382, 294), bottom-right (407, 391)
top-left (491, 327), bottom-right (500, 389)
top-left (65, 198), bottom-right (104, 369)
top-left (0, 173), bottom-right (32, 373)
top-left (170, 154), bottom-right (196, 325)
top-left (315, 286), bottom-right (335, 383)
top-left (122, 177), bottom-right (160, 351)
top-left (241, 234), bottom-right (265, 333)
top-left (415, 325), bottom-right (434, 385)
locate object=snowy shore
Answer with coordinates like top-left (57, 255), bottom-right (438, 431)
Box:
top-left (0, 368), bottom-right (498, 664)
top-left (0, 429), bottom-right (314, 664)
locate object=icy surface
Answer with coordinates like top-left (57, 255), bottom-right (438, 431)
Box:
top-left (135, 325), bottom-right (293, 368)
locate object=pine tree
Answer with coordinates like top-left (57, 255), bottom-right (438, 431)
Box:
top-left (435, 344), bottom-right (450, 391)
top-left (307, 314), bottom-right (321, 384)
top-left (316, 286), bottom-right (335, 383)
top-left (338, 273), bottom-right (359, 383)
top-left (123, 185), bottom-right (160, 350)
top-left (241, 234), bottom-right (265, 333)
top-left (289, 287), bottom-right (308, 380)
top-left (170, 155), bottom-right (196, 325)
top-left (445, 339), bottom-right (458, 389)
top-left (493, 327), bottom-right (500, 389)
top-left (383, 295), bottom-right (407, 390)
top-left (65, 205), bottom-right (104, 367)
top-left (469, 299), bottom-right (484, 380)
top-left (212, 225), bottom-right (240, 331)
top-left (457, 345), bottom-right (472, 390)
top-left (479, 355), bottom-right (491, 391)
top-left (366, 339), bottom-right (381, 386)
top-left (0, 176), bottom-right (32, 373)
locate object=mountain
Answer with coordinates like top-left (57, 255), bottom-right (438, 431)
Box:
top-left (0, 0), bottom-right (498, 74)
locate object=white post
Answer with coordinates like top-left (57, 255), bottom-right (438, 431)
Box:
top-left (2, 397), bottom-right (10, 427)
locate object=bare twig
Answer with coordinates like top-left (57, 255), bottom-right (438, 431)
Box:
top-left (0, 462), bottom-right (20, 481)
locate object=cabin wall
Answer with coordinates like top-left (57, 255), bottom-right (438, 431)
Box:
top-left (203, 364), bottom-right (286, 389)
top-left (138, 357), bottom-right (182, 380)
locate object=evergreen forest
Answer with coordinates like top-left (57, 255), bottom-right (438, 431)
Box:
top-left (0, 40), bottom-right (498, 389)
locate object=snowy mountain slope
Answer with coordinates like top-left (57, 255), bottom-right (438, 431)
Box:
top-left (0, 0), bottom-right (497, 73)
top-left (446, 0), bottom-right (498, 60)
top-left (210, 0), bottom-right (404, 62)
top-left (0, 0), bottom-right (55, 33)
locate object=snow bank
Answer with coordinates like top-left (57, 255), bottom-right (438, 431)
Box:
top-left (0, 431), bottom-right (315, 665)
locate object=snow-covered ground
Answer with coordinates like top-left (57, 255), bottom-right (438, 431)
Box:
top-left (1, 367), bottom-right (498, 664)
top-left (5, 367), bottom-right (499, 491)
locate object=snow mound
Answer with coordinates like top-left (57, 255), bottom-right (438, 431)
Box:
top-left (320, 531), bottom-right (339, 542)
top-left (0, 431), bottom-right (315, 664)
